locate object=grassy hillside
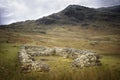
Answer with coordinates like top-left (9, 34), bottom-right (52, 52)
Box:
top-left (0, 24), bottom-right (120, 80)
top-left (0, 4), bottom-right (120, 80)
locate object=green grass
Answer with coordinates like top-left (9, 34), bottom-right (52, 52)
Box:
top-left (0, 26), bottom-right (120, 80)
top-left (0, 43), bottom-right (21, 80)
top-left (35, 56), bottom-right (73, 72)
top-left (0, 42), bottom-right (120, 80)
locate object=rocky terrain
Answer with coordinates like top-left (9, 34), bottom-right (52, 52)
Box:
top-left (36, 5), bottom-right (120, 25)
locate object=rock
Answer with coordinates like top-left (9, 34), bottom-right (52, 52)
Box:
top-left (18, 46), bottom-right (50, 72)
top-left (31, 61), bottom-right (50, 72)
top-left (21, 63), bottom-right (32, 72)
top-left (72, 53), bottom-right (101, 68)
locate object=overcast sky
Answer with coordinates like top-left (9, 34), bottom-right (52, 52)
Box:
top-left (0, 0), bottom-right (120, 25)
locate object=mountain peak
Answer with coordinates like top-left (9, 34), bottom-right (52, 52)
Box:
top-left (35, 4), bottom-right (120, 25)
top-left (64, 5), bottom-right (89, 11)
top-left (66, 4), bottom-right (86, 8)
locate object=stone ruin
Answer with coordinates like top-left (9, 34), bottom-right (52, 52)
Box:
top-left (18, 46), bottom-right (50, 72)
top-left (18, 46), bottom-right (101, 72)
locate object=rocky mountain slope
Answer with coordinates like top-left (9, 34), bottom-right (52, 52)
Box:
top-left (0, 5), bottom-right (120, 33)
top-left (36, 5), bottom-right (120, 25)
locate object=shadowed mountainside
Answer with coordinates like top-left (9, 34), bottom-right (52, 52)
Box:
top-left (36, 5), bottom-right (120, 25)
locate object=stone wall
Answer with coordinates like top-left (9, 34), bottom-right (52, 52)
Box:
top-left (18, 46), bottom-right (50, 72)
top-left (18, 46), bottom-right (101, 72)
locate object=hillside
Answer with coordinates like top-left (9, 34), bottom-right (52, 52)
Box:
top-left (0, 4), bottom-right (120, 80)
top-left (0, 5), bottom-right (120, 33)
top-left (36, 5), bottom-right (120, 25)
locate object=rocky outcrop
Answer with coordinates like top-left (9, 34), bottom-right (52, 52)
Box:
top-left (18, 46), bottom-right (101, 72)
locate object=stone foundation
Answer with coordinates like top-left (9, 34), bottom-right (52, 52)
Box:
top-left (18, 46), bottom-right (101, 72)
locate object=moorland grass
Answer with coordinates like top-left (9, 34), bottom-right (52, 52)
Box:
top-left (0, 27), bottom-right (120, 80)
top-left (0, 43), bottom-right (120, 80)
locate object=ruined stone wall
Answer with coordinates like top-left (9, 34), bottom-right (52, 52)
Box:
top-left (18, 46), bottom-right (50, 72)
top-left (18, 46), bottom-right (101, 72)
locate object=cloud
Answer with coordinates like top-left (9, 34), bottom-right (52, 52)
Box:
top-left (0, 0), bottom-right (120, 25)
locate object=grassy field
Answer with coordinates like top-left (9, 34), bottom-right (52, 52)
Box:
top-left (0, 25), bottom-right (120, 80)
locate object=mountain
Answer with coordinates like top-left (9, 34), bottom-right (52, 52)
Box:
top-left (0, 5), bottom-right (120, 33)
top-left (98, 5), bottom-right (120, 13)
top-left (35, 5), bottom-right (120, 25)
top-left (36, 5), bottom-right (96, 25)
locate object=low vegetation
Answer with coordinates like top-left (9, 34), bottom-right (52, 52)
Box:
top-left (0, 24), bottom-right (120, 80)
